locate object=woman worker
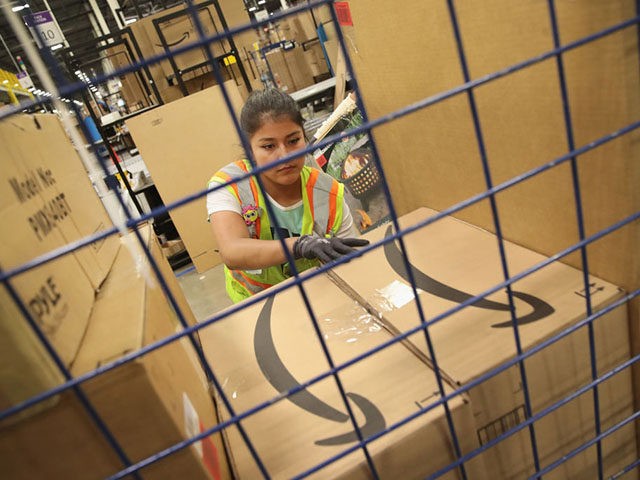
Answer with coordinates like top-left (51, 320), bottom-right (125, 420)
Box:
top-left (207, 88), bottom-right (369, 303)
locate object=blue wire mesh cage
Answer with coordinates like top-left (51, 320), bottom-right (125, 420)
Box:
top-left (1, 0), bottom-right (639, 479)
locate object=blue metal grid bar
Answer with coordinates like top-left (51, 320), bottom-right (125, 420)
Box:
top-left (445, 0), bottom-right (541, 474)
top-left (1, 1), bottom-right (637, 478)
top-left (179, 0), bottom-right (382, 474)
top-left (2, 114), bottom-right (637, 423)
top-left (545, 2), bottom-right (603, 478)
top-left (1, 2), bottom-right (270, 476)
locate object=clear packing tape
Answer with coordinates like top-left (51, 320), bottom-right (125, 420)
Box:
top-left (217, 276), bottom-right (459, 406)
top-left (321, 300), bottom-right (382, 343)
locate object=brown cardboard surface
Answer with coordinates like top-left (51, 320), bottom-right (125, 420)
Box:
top-left (330, 207), bottom-right (636, 478)
top-left (0, 253), bottom-right (94, 395)
top-left (284, 46), bottom-right (315, 91)
top-left (106, 44), bottom-right (154, 111)
top-left (125, 1), bottom-right (253, 105)
top-left (199, 272), bottom-right (486, 479)
top-left (344, 0), bottom-right (639, 339)
top-left (127, 20), bottom-right (168, 102)
top-left (265, 49), bottom-right (296, 93)
top-left (0, 113), bottom-right (119, 289)
top-left (0, 113), bottom-right (119, 412)
top-left (0, 286), bottom-right (64, 423)
top-left (0, 225), bottom-right (231, 480)
top-left (126, 83), bottom-right (244, 273)
top-left (217, 0), bottom-right (262, 93)
top-left (134, 2), bottom-right (227, 81)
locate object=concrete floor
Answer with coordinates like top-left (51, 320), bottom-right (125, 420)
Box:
top-left (175, 263), bottom-right (233, 323)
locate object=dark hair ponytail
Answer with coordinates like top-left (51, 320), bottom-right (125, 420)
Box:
top-left (240, 88), bottom-right (304, 138)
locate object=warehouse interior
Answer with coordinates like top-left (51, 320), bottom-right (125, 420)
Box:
top-left (1, 0), bottom-right (639, 479)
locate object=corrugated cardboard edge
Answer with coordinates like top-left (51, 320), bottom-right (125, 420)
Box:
top-left (208, 387), bottom-right (241, 480)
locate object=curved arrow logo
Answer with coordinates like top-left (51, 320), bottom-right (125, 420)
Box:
top-left (383, 225), bottom-right (555, 328)
top-left (155, 31), bottom-right (190, 48)
top-left (254, 296), bottom-right (386, 446)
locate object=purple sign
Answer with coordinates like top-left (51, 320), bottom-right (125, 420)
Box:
top-left (23, 11), bottom-right (54, 27)
top-left (23, 10), bottom-right (64, 47)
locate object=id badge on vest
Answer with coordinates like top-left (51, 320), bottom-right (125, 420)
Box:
top-left (241, 203), bottom-right (262, 239)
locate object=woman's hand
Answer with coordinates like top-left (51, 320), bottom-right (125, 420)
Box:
top-left (293, 235), bottom-right (370, 264)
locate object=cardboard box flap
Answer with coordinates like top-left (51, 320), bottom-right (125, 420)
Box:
top-left (71, 227), bottom-right (152, 375)
top-left (200, 272), bottom-right (483, 479)
top-left (331, 207), bottom-right (625, 382)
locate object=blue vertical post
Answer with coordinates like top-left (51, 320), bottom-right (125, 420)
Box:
top-left (444, 0), bottom-right (542, 474)
top-left (545, 2), bottom-right (602, 478)
top-left (328, 2), bottom-right (469, 479)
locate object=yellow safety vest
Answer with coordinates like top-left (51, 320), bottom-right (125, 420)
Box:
top-left (209, 159), bottom-right (345, 303)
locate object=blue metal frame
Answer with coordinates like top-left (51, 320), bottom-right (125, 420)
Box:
top-left (1, 0), bottom-right (638, 478)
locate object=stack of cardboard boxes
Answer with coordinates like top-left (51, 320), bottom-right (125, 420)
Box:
top-left (0, 113), bottom-right (635, 478)
top-left (105, 2), bottom-right (333, 111)
top-left (0, 113), bottom-right (231, 479)
top-left (108, 0), bottom-right (251, 108)
top-left (198, 207), bottom-right (636, 479)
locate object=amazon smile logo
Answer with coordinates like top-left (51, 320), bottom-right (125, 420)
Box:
top-left (383, 225), bottom-right (555, 327)
top-left (252, 225), bottom-right (557, 448)
top-left (155, 31), bottom-right (190, 48)
top-left (254, 296), bottom-right (386, 446)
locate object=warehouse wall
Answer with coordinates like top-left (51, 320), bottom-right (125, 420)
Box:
top-left (345, 0), bottom-right (639, 422)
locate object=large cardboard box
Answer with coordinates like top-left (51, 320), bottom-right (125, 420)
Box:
top-left (0, 113), bottom-right (120, 414)
top-left (0, 225), bottom-right (232, 479)
top-left (330, 207), bottom-right (636, 479)
top-left (199, 272), bottom-right (486, 479)
top-left (125, 0), bottom-right (253, 104)
top-left (106, 43), bottom-right (156, 111)
top-left (126, 82), bottom-right (244, 273)
top-left (0, 113), bottom-right (119, 289)
top-left (265, 48), bottom-right (297, 93)
top-left (132, 2), bottom-right (227, 81)
top-left (284, 46), bottom-right (316, 91)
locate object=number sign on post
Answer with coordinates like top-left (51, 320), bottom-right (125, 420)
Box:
top-left (23, 11), bottom-right (66, 48)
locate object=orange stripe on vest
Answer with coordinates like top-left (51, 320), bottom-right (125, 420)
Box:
top-left (238, 270), bottom-right (273, 290)
top-left (306, 168), bottom-right (319, 219)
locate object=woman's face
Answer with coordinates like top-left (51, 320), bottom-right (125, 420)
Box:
top-left (249, 116), bottom-right (306, 187)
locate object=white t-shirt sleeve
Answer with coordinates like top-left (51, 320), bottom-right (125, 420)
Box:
top-left (206, 181), bottom-right (241, 218)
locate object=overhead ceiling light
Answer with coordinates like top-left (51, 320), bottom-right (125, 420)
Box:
top-left (124, 18), bottom-right (137, 25)
top-left (12, 3), bottom-right (29, 12)
top-left (50, 44), bottom-right (63, 51)
top-left (248, 6), bottom-right (257, 11)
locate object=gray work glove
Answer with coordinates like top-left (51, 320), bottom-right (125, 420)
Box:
top-left (293, 234), bottom-right (370, 264)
